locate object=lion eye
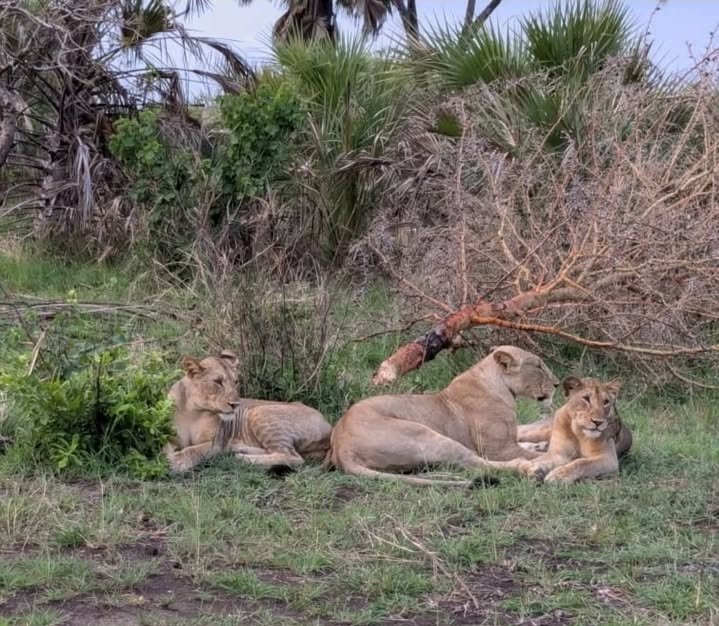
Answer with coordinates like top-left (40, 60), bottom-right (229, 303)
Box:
top-left (213, 377), bottom-right (224, 386)
top-left (603, 398), bottom-right (612, 407)
top-left (582, 394), bottom-right (591, 403)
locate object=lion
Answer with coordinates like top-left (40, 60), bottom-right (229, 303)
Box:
top-left (326, 346), bottom-right (560, 486)
top-left (526, 376), bottom-right (633, 484)
top-left (164, 350), bottom-right (332, 473)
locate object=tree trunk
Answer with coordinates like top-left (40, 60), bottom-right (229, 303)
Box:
top-left (392, 0), bottom-right (420, 42)
top-left (464, 0), bottom-right (477, 28)
top-left (0, 84), bottom-right (23, 170)
top-left (319, 0), bottom-right (336, 39)
top-left (474, 0), bottom-right (503, 26)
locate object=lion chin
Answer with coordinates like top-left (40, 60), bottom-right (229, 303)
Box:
top-left (582, 428), bottom-right (603, 439)
top-left (219, 411), bottom-right (236, 422)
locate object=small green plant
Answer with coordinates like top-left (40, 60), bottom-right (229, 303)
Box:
top-left (0, 345), bottom-right (177, 479)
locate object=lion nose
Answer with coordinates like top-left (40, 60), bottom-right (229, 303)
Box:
top-left (553, 381), bottom-right (560, 388)
top-left (592, 419), bottom-right (603, 426)
top-left (228, 401), bottom-right (240, 409)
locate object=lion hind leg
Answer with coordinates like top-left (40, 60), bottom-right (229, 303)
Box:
top-left (235, 450), bottom-right (304, 468)
top-left (334, 423), bottom-right (533, 485)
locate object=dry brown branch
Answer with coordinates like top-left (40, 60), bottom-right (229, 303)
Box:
top-left (367, 62), bottom-right (719, 386)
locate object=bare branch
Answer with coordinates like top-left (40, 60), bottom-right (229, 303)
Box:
top-left (475, 0), bottom-right (503, 26)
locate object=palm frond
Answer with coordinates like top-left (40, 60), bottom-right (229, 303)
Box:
top-left (417, 20), bottom-right (529, 91)
top-left (522, 0), bottom-right (635, 78)
top-left (121, 0), bottom-right (173, 52)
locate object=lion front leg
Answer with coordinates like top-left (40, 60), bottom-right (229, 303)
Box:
top-left (167, 441), bottom-right (217, 474)
top-left (543, 455), bottom-right (619, 484)
top-left (525, 453), bottom-right (572, 482)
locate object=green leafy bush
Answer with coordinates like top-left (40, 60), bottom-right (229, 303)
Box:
top-left (0, 345), bottom-right (177, 479)
top-left (109, 109), bottom-right (196, 263)
top-left (218, 81), bottom-right (304, 201)
top-left (109, 84), bottom-right (303, 266)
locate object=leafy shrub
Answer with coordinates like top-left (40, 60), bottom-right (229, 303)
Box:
top-left (218, 81), bottom-right (304, 201)
top-left (109, 84), bottom-right (303, 266)
top-left (109, 109), bottom-right (197, 263)
top-left (0, 344), bottom-right (177, 479)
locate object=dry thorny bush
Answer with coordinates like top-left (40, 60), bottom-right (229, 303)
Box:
top-left (355, 60), bottom-right (719, 386)
top-left (175, 243), bottom-right (338, 404)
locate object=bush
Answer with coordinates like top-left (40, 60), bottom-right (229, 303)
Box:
top-left (109, 109), bottom-right (197, 264)
top-left (109, 83), bottom-right (304, 266)
top-left (0, 342), bottom-right (177, 479)
top-left (218, 81), bottom-right (304, 201)
top-left (275, 36), bottom-right (413, 262)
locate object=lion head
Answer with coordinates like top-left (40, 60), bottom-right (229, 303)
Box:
top-left (490, 345), bottom-right (560, 406)
top-left (562, 376), bottom-right (622, 440)
top-left (179, 350), bottom-right (241, 420)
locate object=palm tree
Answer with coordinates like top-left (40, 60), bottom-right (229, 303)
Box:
top-left (232, 0), bottom-right (414, 42)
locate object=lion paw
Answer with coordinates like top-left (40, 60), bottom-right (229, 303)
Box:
top-left (519, 441), bottom-right (549, 453)
top-left (168, 452), bottom-right (194, 474)
top-left (543, 467), bottom-right (576, 484)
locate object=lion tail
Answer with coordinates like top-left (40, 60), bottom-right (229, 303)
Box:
top-left (337, 457), bottom-right (498, 488)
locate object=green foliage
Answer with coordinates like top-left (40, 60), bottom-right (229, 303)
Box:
top-left (0, 344), bottom-right (177, 479)
top-left (275, 36), bottom-right (412, 261)
top-left (218, 81), bottom-right (304, 201)
top-left (109, 86), bottom-right (303, 266)
top-left (109, 109), bottom-right (196, 262)
top-left (522, 0), bottom-right (633, 78)
top-left (420, 21), bottom-right (530, 91)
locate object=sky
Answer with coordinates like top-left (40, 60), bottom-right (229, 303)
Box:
top-left (185, 1), bottom-right (719, 74)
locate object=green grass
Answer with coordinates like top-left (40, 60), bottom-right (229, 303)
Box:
top-left (0, 250), bottom-right (718, 625)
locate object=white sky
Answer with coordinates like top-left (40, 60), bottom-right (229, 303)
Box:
top-left (185, 1), bottom-right (719, 72)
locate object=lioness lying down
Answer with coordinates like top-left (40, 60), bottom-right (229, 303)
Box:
top-left (165, 351), bottom-right (332, 473)
top-left (327, 346), bottom-right (560, 486)
top-left (527, 377), bottom-right (633, 484)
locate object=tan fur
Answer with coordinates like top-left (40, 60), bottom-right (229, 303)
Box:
top-left (527, 376), bottom-right (632, 484)
top-left (165, 351), bottom-right (332, 473)
top-left (326, 346), bottom-right (560, 486)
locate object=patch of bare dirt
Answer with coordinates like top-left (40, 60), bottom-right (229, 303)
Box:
top-left (331, 484), bottom-right (366, 509)
top-left (3, 555), bottom-right (313, 626)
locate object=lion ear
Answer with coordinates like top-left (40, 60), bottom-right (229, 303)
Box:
top-left (219, 350), bottom-right (239, 370)
top-left (605, 378), bottom-right (622, 399)
top-left (562, 376), bottom-right (584, 396)
top-left (493, 349), bottom-right (517, 372)
top-left (182, 356), bottom-right (204, 378)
